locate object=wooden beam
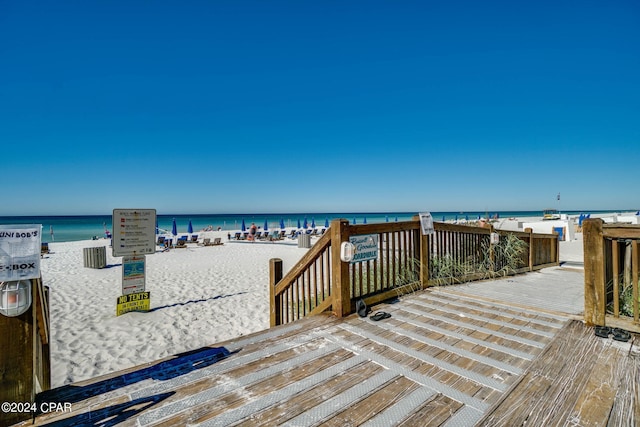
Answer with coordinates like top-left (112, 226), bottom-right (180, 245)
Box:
top-left (269, 258), bottom-right (283, 327)
top-left (330, 219), bottom-right (351, 318)
top-left (583, 219), bottom-right (606, 326)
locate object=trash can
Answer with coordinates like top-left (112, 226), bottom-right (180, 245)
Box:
top-left (297, 233), bottom-right (311, 248)
top-left (83, 246), bottom-right (106, 269)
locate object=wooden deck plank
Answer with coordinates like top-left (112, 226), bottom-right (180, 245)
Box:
top-left (397, 394), bottom-right (464, 427)
top-left (477, 321), bottom-right (638, 426)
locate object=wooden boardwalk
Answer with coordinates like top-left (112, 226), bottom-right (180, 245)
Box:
top-left (20, 271), bottom-right (639, 426)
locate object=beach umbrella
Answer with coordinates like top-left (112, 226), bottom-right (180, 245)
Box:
top-left (353, 218), bottom-right (356, 224)
top-left (466, 215), bottom-right (469, 221)
top-left (363, 217), bottom-right (367, 224)
top-left (303, 217), bottom-right (308, 229)
top-left (442, 215), bottom-right (446, 222)
top-left (386, 216), bottom-right (389, 222)
top-left (325, 218), bottom-right (329, 228)
top-left (311, 218), bottom-right (316, 228)
top-left (188, 220), bottom-right (193, 234)
top-left (263, 219), bottom-right (268, 231)
top-left (241, 219), bottom-right (246, 231)
top-left (172, 218), bottom-right (177, 237)
top-left (395, 217), bottom-right (398, 222)
top-left (297, 218), bottom-right (301, 229)
top-left (280, 218), bottom-right (285, 229)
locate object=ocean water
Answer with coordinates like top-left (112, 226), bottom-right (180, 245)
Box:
top-left (0, 210), bottom-right (622, 243)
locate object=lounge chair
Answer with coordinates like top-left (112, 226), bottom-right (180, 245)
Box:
top-left (211, 237), bottom-right (223, 246)
top-left (190, 235), bottom-right (198, 243)
top-left (175, 238), bottom-right (187, 248)
top-left (41, 243), bottom-right (50, 257)
top-left (279, 230), bottom-right (286, 239)
top-left (199, 238), bottom-right (211, 246)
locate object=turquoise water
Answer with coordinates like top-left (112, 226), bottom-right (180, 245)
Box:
top-left (0, 210), bottom-right (624, 243)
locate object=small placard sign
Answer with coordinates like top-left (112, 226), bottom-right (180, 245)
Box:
top-left (122, 255), bottom-right (146, 295)
top-left (419, 212), bottom-right (435, 235)
top-left (116, 291), bottom-right (151, 316)
top-left (348, 234), bottom-right (379, 263)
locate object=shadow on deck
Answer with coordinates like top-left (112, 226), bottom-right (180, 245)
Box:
top-left (18, 268), bottom-right (639, 426)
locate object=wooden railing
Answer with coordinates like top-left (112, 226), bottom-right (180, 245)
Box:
top-left (270, 218), bottom-right (560, 326)
top-left (0, 277), bottom-right (51, 426)
top-left (584, 218), bottom-right (640, 332)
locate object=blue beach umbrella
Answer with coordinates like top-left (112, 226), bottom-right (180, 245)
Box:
top-left (325, 218), bottom-right (329, 228)
top-left (241, 219), bottom-right (246, 232)
top-left (297, 218), bottom-right (301, 229)
top-left (311, 218), bottom-right (316, 228)
top-left (172, 218), bottom-right (177, 237)
top-left (442, 215), bottom-right (446, 222)
top-left (263, 219), bottom-right (268, 231)
top-left (280, 218), bottom-right (285, 229)
top-left (395, 217), bottom-right (398, 222)
top-left (303, 217), bottom-right (308, 229)
top-left (353, 218), bottom-right (356, 224)
top-left (188, 220), bottom-right (193, 234)
top-left (363, 217), bottom-right (367, 224)
top-left (385, 215), bottom-right (389, 222)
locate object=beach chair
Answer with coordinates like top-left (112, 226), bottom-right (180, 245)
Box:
top-left (310, 229), bottom-right (318, 236)
top-left (175, 238), bottom-right (187, 248)
top-left (41, 243), bottom-right (50, 257)
top-left (190, 235), bottom-right (199, 243)
top-left (199, 238), bottom-right (211, 246)
top-left (234, 232), bottom-right (241, 240)
top-left (157, 236), bottom-right (166, 246)
top-left (179, 235), bottom-right (189, 242)
top-left (279, 230), bottom-right (286, 239)
top-left (212, 237), bottom-right (223, 246)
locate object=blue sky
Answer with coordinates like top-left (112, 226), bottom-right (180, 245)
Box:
top-left (1, 0), bottom-right (639, 216)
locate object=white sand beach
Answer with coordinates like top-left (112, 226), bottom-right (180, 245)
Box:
top-left (41, 225), bottom-right (585, 388)
top-left (42, 230), bottom-right (310, 387)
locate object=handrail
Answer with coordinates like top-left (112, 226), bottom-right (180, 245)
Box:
top-left (270, 218), bottom-right (561, 326)
top-left (584, 219), bottom-right (640, 332)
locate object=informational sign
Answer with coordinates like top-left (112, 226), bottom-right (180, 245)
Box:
top-left (348, 234), bottom-right (379, 263)
top-left (419, 212), bottom-right (435, 235)
top-left (116, 291), bottom-right (151, 316)
top-left (0, 225), bottom-right (41, 281)
top-left (122, 255), bottom-right (146, 295)
top-left (112, 209), bottom-right (156, 257)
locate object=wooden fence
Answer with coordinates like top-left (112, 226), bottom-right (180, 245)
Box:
top-left (270, 218), bottom-right (559, 327)
top-left (583, 218), bottom-right (640, 333)
top-left (0, 277), bottom-right (51, 426)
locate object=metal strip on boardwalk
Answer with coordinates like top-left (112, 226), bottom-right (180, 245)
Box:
top-left (315, 327), bottom-right (490, 412)
top-left (424, 292), bottom-right (567, 328)
top-left (136, 342), bottom-right (342, 426)
top-left (408, 299), bottom-right (556, 338)
top-left (390, 312), bottom-right (537, 361)
top-left (363, 317), bottom-right (524, 374)
top-left (280, 370), bottom-right (399, 427)
top-left (337, 323), bottom-right (507, 391)
top-left (359, 387), bottom-right (439, 427)
top-left (197, 356), bottom-right (369, 427)
top-left (400, 303), bottom-right (547, 348)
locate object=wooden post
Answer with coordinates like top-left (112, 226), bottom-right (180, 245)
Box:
top-left (330, 219), bottom-right (351, 318)
top-left (551, 230), bottom-right (559, 265)
top-left (269, 258), bottom-right (283, 327)
top-left (525, 228), bottom-right (533, 271)
top-left (0, 279), bottom-right (37, 426)
top-left (583, 219), bottom-right (606, 326)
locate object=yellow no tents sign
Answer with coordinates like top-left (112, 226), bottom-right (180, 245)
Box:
top-left (116, 291), bottom-right (150, 316)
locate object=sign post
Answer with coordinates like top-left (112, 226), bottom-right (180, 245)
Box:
top-left (0, 225), bottom-right (41, 281)
top-left (112, 209), bottom-right (155, 316)
top-left (419, 212), bottom-right (435, 235)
